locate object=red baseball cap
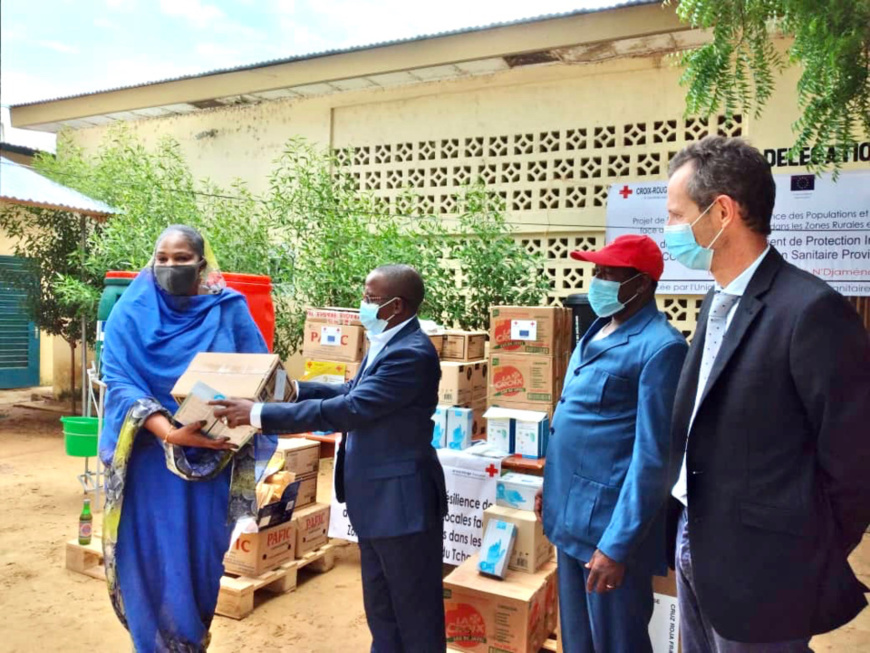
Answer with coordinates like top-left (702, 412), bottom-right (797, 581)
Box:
top-left (570, 235), bottom-right (664, 281)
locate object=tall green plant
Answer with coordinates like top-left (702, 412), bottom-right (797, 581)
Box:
top-left (667, 0), bottom-right (870, 170)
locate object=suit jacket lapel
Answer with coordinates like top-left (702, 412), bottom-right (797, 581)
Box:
top-left (359, 317), bottom-right (420, 380)
top-left (695, 249), bottom-right (782, 411)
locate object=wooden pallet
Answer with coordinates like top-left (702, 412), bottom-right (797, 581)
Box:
top-left (65, 537), bottom-right (106, 581)
top-left (65, 537), bottom-right (337, 621)
top-left (216, 543), bottom-right (337, 620)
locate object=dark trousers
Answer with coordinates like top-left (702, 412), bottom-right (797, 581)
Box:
top-left (557, 548), bottom-right (655, 653)
top-left (676, 509), bottom-right (813, 653)
top-left (358, 524), bottom-right (446, 653)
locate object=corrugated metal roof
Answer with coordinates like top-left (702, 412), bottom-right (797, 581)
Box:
top-left (0, 157), bottom-right (117, 216)
top-left (12, 1), bottom-right (659, 108)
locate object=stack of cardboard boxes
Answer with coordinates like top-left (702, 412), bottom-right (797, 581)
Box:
top-left (224, 437), bottom-right (330, 577)
top-left (444, 470), bottom-right (557, 652)
top-left (484, 306), bottom-right (572, 458)
top-left (433, 330), bottom-right (488, 450)
top-left (302, 308), bottom-right (365, 383)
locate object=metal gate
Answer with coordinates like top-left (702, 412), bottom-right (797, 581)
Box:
top-left (0, 255), bottom-right (40, 389)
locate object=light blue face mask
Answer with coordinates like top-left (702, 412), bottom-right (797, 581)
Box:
top-left (359, 297), bottom-right (398, 335)
top-left (588, 273), bottom-right (643, 318)
top-left (664, 201), bottom-right (725, 271)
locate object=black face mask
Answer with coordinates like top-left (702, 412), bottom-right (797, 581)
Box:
top-left (154, 264), bottom-right (201, 296)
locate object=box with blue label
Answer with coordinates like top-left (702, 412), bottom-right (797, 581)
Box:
top-left (446, 407), bottom-right (474, 450)
top-left (477, 519), bottom-right (517, 579)
top-left (431, 405), bottom-right (449, 449)
top-left (496, 472), bottom-right (544, 511)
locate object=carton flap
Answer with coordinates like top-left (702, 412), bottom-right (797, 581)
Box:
top-left (276, 438), bottom-right (320, 453)
top-left (483, 407), bottom-right (549, 422)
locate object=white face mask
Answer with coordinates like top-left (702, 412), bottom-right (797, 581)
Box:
top-left (359, 297), bottom-right (398, 335)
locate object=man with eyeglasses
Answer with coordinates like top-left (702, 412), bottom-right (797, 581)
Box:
top-left (213, 264), bottom-right (447, 653)
top-left (534, 235), bottom-right (688, 653)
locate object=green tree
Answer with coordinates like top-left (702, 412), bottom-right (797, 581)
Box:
top-left (0, 205), bottom-right (100, 410)
top-left (668, 0), bottom-right (870, 169)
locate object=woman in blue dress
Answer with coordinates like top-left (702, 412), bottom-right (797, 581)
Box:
top-left (99, 225), bottom-right (275, 652)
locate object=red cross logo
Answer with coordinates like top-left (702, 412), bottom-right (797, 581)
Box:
top-left (485, 464), bottom-right (499, 478)
top-left (619, 185), bottom-right (633, 199)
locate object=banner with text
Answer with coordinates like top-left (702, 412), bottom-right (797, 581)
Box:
top-left (327, 447), bottom-right (502, 566)
top-left (606, 170), bottom-right (870, 295)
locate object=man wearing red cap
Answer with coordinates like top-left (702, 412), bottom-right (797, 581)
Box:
top-left (534, 234), bottom-right (688, 653)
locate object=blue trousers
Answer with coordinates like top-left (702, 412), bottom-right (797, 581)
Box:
top-left (358, 524), bottom-right (446, 653)
top-left (676, 509), bottom-right (812, 653)
top-left (557, 549), bottom-right (655, 653)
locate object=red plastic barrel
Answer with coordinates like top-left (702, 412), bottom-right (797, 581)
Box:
top-left (223, 273), bottom-right (275, 352)
top-left (106, 271), bottom-right (138, 279)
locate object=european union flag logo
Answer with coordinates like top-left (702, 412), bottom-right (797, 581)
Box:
top-left (790, 174), bottom-right (815, 191)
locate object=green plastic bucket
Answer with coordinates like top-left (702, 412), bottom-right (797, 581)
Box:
top-left (61, 417), bottom-right (99, 457)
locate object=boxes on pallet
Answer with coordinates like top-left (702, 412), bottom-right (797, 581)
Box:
top-left (439, 361), bottom-right (474, 406)
top-left (489, 306), bottom-right (570, 357)
top-left (488, 354), bottom-right (561, 408)
top-left (483, 505), bottom-right (553, 574)
top-left (432, 405), bottom-right (449, 448)
top-left (294, 503), bottom-right (330, 557)
top-left (295, 471), bottom-right (318, 509)
top-left (444, 554), bottom-right (558, 653)
top-left (275, 438), bottom-right (321, 476)
top-left (446, 407), bottom-right (474, 451)
top-left (442, 330), bottom-right (487, 362)
top-left (496, 473), bottom-right (543, 511)
top-left (224, 520), bottom-right (297, 577)
top-left (478, 519), bottom-right (517, 579)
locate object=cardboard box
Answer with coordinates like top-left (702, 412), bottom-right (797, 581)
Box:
top-left (471, 398), bottom-right (487, 440)
top-left (489, 354), bottom-right (559, 406)
top-left (444, 555), bottom-right (558, 653)
top-left (275, 438), bottom-right (321, 476)
top-left (470, 360), bottom-right (488, 400)
top-left (497, 473), bottom-right (543, 511)
top-left (295, 471), bottom-right (318, 508)
top-left (439, 361), bottom-right (474, 406)
top-left (489, 400), bottom-right (555, 424)
top-left (302, 359), bottom-right (360, 384)
top-left (442, 330), bottom-right (488, 362)
top-left (447, 406), bottom-right (474, 451)
top-left (489, 306), bottom-right (569, 357)
top-left (171, 353), bottom-right (293, 404)
top-left (513, 411), bottom-right (550, 459)
top-left (432, 405), bottom-right (449, 449)
top-left (305, 307), bottom-right (361, 326)
top-left (224, 520), bottom-right (297, 577)
top-left (483, 407), bottom-right (514, 454)
top-left (294, 503), bottom-right (330, 557)
top-left (478, 519), bottom-right (517, 579)
top-left (428, 333), bottom-right (445, 357)
top-left (302, 321), bottom-right (365, 362)
top-left (483, 506), bottom-right (553, 574)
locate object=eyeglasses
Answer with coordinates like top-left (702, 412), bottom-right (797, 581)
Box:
top-left (362, 295), bottom-right (394, 304)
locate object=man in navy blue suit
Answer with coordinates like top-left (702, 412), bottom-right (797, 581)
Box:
top-left (213, 264), bottom-right (447, 653)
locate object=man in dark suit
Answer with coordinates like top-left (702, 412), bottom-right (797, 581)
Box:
top-left (664, 136), bottom-right (870, 651)
top-left (214, 264), bottom-right (447, 653)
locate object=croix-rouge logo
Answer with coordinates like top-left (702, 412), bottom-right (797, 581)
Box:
top-left (492, 366), bottom-right (524, 396)
top-left (445, 603), bottom-right (486, 647)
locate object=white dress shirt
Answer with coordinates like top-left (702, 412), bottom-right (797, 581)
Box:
top-left (672, 246), bottom-right (770, 506)
top-left (250, 315), bottom-right (417, 429)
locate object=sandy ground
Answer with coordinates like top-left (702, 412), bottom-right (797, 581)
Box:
top-left (1, 393), bottom-right (869, 652)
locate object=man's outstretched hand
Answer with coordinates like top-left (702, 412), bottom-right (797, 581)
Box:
top-left (209, 399), bottom-right (255, 429)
